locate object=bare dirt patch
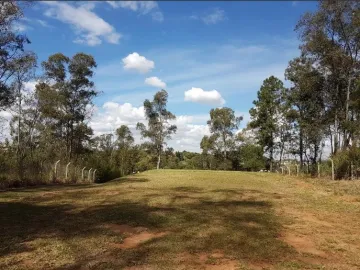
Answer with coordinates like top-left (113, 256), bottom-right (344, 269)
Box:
top-left (112, 231), bottom-right (168, 249)
top-left (278, 207), bottom-right (334, 228)
top-left (105, 223), bottom-right (168, 249)
top-left (104, 223), bottom-right (147, 234)
top-left (177, 251), bottom-right (239, 270)
top-left (280, 232), bottom-right (327, 258)
top-left (295, 180), bottom-right (313, 189)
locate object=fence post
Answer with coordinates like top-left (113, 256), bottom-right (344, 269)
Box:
top-left (82, 167), bottom-right (86, 181)
top-left (93, 169), bottom-right (97, 182)
top-left (318, 163), bottom-right (321, 178)
top-left (296, 164), bottom-right (299, 176)
top-left (329, 158), bottom-right (334, 181)
top-left (281, 167), bottom-right (284, 175)
top-left (284, 165), bottom-right (290, 176)
top-left (88, 168), bottom-right (93, 182)
top-left (65, 162), bottom-right (71, 181)
top-left (54, 160), bottom-right (60, 180)
top-left (351, 163), bottom-right (354, 180)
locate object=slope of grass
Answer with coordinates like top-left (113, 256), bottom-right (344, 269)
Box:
top-left (1, 170), bottom-right (360, 269)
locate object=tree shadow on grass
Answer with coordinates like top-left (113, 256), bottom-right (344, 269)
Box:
top-left (110, 177), bottom-right (150, 185)
top-left (171, 186), bottom-right (204, 193)
top-left (0, 185), bottom-right (296, 269)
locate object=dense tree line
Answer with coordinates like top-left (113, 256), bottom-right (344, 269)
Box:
top-left (247, 0), bottom-right (360, 178)
top-left (1, 0), bottom-right (360, 187)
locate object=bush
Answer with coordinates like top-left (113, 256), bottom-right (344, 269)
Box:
top-left (332, 148), bottom-right (360, 179)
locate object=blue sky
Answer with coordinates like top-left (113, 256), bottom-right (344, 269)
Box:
top-left (15, 1), bottom-right (318, 152)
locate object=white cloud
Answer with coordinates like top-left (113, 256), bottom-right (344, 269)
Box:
top-left (0, 111), bottom-right (11, 141)
top-left (145, 77), bottom-right (166, 88)
top-left (202, 8), bottom-right (226, 25)
top-left (184, 87), bottom-right (225, 106)
top-left (170, 115), bottom-right (210, 152)
top-left (106, 1), bottom-right (164, 22)
top-left (0, 111), bottom-right (12, 121)
top-left (23, 81), bottom-right (37, 93)
top-left (107, 1), bottom-right (138, 11)
top-left (151, 11), bottom-right (164, 22)
top-left (122, 52), bottom-right (155, 73)
top-left (90, 102), bottom-right (210, 152)
top-left (221, 45), bottom-right (268, 55)
top-left (36, 19), bottom-right (52, 28)
top-left (90, 102), bottom-right (145, 135)
top-left (191, 8), bottom-right (226, 25)
top-left (43, 1), bottom-right (121, 46)
top-left (13, 22), bottom-right (28, 32)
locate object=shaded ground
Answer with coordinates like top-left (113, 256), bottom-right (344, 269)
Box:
top-left (1, 170), bottom-right (360, 269)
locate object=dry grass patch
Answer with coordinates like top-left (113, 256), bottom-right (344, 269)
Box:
top-left (1, 170), bottom-right (360, 269)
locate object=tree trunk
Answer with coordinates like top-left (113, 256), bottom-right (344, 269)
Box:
top-left (16, 79), bottom-right (24, 181)
top-left (343, 77), bottom-right (352, 150)
top-left (279, 140), bottom-right (284, 165)
top-left (269, 146), bottom-right (273, 172)
top-left (299, 126), bottom-right (303, 170)
top-left (222, 132), bottom-right (227, 159)
top-left (157, 147), bottom-right (161, 170)
top-left (157, 154), bottom-right (161, 170)
top-left (329, 126), bottom-right (333, 155)
top-left (334, 109), bottom-right (339, 154)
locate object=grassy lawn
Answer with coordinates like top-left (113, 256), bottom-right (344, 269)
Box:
top-left (1, 170), bottom-right (360, 270)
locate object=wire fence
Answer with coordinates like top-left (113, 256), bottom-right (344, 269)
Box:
top-left (275, 159), bottom-right (360, 180)
top-left (0, 159), bottom-right (98, 189)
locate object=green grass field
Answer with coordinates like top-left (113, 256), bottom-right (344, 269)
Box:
top-left (1, 170), bottom-right (360, 270)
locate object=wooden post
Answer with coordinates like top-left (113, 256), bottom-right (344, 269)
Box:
top-left (285, 165), bottom-right (290, 176)
top-left (88, 168), bottom-right (93, 182)
top-left (318, 163), bottom-right (320, 178)
top-left (93, 169), bottom-right (97, 182)
top-left (296, 164), bottom-right (299, 176)
top-left (351, 163), bottom-right (354, 180)
top-left (329, 158), bottom-right (334, 181)
top-left (65, 162), bottom-right (71, 181)
top-left (281, 167), bottom-right (284, 174)
top-left (82, 167), bottom-right (86, 181)
top-left (54, 160), bottom-right (60, 180)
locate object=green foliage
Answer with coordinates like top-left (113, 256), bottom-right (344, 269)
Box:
top-left (3, 0), bottom-right (360, 186)
top-left (239, 144), bottom-right (265, 171)
top-left (137, 90), bottom-right (177, 169)
top-left (249, 76), bottom-right (286, 169)
top-left (332, 148), bottom-right (360, 179)
top-left (206, 107), bottom-right (242, 159)
top-left (0, 1), bottom-right (32, 109)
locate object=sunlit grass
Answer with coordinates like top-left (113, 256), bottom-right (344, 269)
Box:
top-left (1, 170), bottom-right (360, 269)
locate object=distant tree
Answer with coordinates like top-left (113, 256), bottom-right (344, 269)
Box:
top-left (0, 1), bottom-right (33, 110)
top-left (239, 143), bottom-right (265, 171)
top-left (200, 134), bottom-right (218, 169)
top-left (206, 107), bottom-right (242, 160)
top-left (9, 52), bottom-right (37, 180)
top-left (285, 56), bottom-right (326, 173)
top-left (137, 90), bottom-right (177, 169)
top-left (38, 53), bottom-right (97, 160)
top-left (115, 125), bottom-right (134, 176)
top-left (249, 76), bottom-right (286, 171)
top-left (296, 0), bottom-right (360, 152)
top-left (90, 134), bottom-right (117, 181)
